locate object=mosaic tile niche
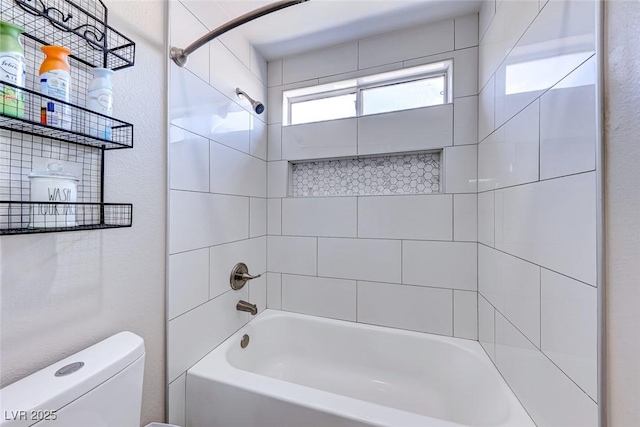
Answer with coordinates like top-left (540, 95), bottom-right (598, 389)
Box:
top-left (291, 151), bottom-right (441, 197)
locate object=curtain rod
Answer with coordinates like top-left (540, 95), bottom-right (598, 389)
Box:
top-left (170, 0), bottom-right (310, 67)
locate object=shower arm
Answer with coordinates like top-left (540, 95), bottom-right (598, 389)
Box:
top-left (170, 0), bottom-right (309, 67)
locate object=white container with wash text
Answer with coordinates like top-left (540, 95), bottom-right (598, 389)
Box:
top-left (28, 163), bottom-right (79, 228)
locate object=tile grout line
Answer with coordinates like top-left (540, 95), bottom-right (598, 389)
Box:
top-left (539, 266), bottom-right (543, 350)
top-left (278, 307), bottom-right (475, 341)
top-left (265, 235), bottom-right (457, 243)
top-left (400, 240), bottom-right (403, 284)
top-left (170, 187), bottom-right (265, 199)
top-left (478, 242), bottom-right (596, 288)
top-left (492, 190), bottom-right (496, 248)
top-left (356, 197), bottom-right (359, 238)
top-left (492, 302), bottom-right (496, 362)
top-left (280, 273), bottom-right (283, 309)
top-left (485, 293), bottom-right (597, 404)
top-left (452, 289), bottom-right (455, 337)
top-left (265, 271), bottom-right (474, 293)
top-left (282, 46), bottom-right (477, 87)
top-left (538, 97), bottom-right (542, 182)
top-left (169, 288), bottom-right (233, 322)
top-left (476, 169), bottom-right (596, 195)
top-left (478, 53), bottom-right (596, 146)
top-left (355, 280), bottom-right (358, 322)
top-left (170, 236), bottom-right (266, 257)
top-left (478, 0), bottom-right (542, 94)
top-left (452, 195), bottom-right (455, 241)
top-left (481, 300), bottom-right (538, 426)
top-left (280, 198), bottom-right (283, 236)
top-left (207, 245), bottom-right (211, 300)
top-left (207, 136), bottom-right (211, 194)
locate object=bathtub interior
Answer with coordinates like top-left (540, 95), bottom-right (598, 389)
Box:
top-left (221, 312), bottom-right (519, 427)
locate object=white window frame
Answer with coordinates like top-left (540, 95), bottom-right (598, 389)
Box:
top-left (283, 60), bottom-right (453, 126)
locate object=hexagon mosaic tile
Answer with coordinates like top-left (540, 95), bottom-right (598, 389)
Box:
top-left (291, 152), bottom-right (440, 197)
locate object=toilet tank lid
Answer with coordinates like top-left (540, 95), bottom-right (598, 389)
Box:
top-left (0, 331), bottom-right (144, 424)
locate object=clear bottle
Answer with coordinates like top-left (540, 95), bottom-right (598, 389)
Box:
top-left (0, 20), bottom-right (26, 118)
top-left (86, 68), bottom-right (114, 140)
top-left (39, 45), bottom-right (72, 130)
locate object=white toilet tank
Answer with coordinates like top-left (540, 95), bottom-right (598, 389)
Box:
top-left (0, 331), bottom-right (145, 427)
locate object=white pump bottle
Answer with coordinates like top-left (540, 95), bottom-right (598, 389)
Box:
top-left (86, 68), bottom-right (114, 140)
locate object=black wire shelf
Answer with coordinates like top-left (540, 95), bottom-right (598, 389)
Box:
top-left (1, 0), bottom-right (135, 236)
top-left (0, 201), bottom-right (132, 234)
top-left (2, 0), bottom-right (136, 70)
top-left (0, 81), bottom-right (133, 149)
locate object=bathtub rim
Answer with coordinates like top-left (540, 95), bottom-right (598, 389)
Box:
top-left (187, 309), bottom-right (535, 427)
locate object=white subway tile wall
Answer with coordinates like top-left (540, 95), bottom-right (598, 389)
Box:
top-left (249, 276), bottom-right (268, 316)
top-left (282, 197), bottom-right (358, 238)
top-left (168, 248), bottom-right (209, 320)
top-left (494, 313), bottom-right (597, 427)
top-left (455, 15), bottom-right (480, 50)
top-left (403, 241), bottom-right (478, 291)
top-left (169, 4), bottom-right (599, 423)
top-left (541, 269), bottom-right (597, 400)
top-left (477, 0), bottom-right (598, 424)
top-left (539, 56), bottom-right (597, 180)
top-left (282, 275), bottom-right (357, 321)
top-left (168, 287), bottom-right (250, 382)
top-left (169, 126), bottom-right (210, 192)
top-left (358, 20), bottom-right (454, 69)
top-left (267, 236), bottom-right (318, 276)
top-left (282, 42), bottom-right (359, 84)
top-left (477, 190), bottom-right (495, 247)
top-left (357, 281), bottom-right (453, 335)
top-left (266, 272), bottom-right (282, 309)
top-left (169, 3), bottom-right (598, 424)
top-left (444, 144), bottom-right (478, 193)
top-left (358, 195), bottom-right (452, 240)
top-left (250, 198), bottom-right (267, 238)
top-left (167, 1), bottom-right (269, 421)
top-left (478, 74), bottom-right (495, 141)
top-left (358, 105), bottom-right (453, 155)
top-left (454, 290), bottom-right (478, 340)
top-left (478, 294), bottom-right (496, 361)
top-left (453, 194), bottom-right (478, 242)
top-left (267, 15), bottom-right (480, 342)
top-left (168, 374), bottom-right (186, 427)
top-left (479, 245), bottom-right (541, 347)
top-left (453, 95), bottom-right (479, 146)
top-left (282, 118), bottom-right (358, 161)
top-left (478, 100), bottom-right (540, 191)
top-left (317, 238), bottom-right (402, 284)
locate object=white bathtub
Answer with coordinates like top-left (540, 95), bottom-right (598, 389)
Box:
top-left (186, 310), bottom-right (534, 427)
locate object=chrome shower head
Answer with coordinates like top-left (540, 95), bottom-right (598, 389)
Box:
top-left (236, 88), bottom-right (265, 115)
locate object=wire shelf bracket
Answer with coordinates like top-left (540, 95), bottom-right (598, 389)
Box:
top-left (3, 0), bottom-right (136, 69)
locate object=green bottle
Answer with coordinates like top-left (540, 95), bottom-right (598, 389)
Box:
top-left (0, 21), bottom-right (26, 118)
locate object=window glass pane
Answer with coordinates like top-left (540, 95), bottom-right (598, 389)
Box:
top-left (361, 76), bottom-right (446, 116)
top-left (290, 93), bottom-right (356, 125)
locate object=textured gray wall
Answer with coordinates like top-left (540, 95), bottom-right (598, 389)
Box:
top-left (605, 1), bottom-right (640, 425)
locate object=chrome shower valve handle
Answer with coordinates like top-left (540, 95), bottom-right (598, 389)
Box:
top-left (230, 262), bottom-right (261, 290)
top-left (238, 271), bottom-right (262, 281)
